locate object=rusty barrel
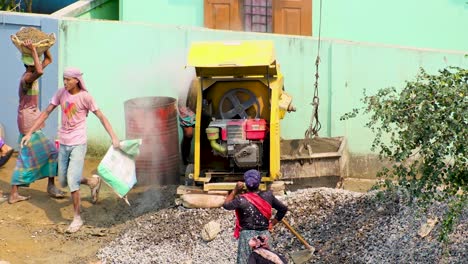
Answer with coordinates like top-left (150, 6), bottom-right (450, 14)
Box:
top-left (124, 96), bottom-right (180, 185)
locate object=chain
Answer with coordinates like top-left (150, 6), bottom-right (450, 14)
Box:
top-left (304, 0), bottom-right (323, 139)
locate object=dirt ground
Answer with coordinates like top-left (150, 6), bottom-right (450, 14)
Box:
top-left (0, 153), bottom-right (374, 264)
top-left (0, 154), bottom-right (180, 264)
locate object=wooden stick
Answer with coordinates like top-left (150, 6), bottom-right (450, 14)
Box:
top-left (281, 219), bottom-right (313, 250)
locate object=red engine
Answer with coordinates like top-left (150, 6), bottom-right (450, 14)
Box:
top-left (206, 119), bottom-right (267, 168)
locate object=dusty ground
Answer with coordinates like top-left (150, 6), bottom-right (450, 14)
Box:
top-left (0, 153), bottom-right (374, 264)
top-left (0, 155), bottom-right (180, 264)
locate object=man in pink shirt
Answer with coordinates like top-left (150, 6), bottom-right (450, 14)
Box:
top-left (21, 67), bottom-right (120, 233)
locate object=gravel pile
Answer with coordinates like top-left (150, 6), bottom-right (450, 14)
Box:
top-left (97, 188), bottom-right (467, 264)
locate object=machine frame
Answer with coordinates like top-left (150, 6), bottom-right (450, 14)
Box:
top-left (186, 40), bottom-right (294, 191)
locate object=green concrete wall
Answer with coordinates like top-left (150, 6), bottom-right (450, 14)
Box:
top-left (329, 41), bottom-right (468, 152)
top-left (315, 0), bottom-right (468, 52)
top-left (77, 0), bottom-right (118, 20)
top-left (119, 0), bottom-right (203, 26)
top-left (119, 0), bottom-right (467, 51)
top-left (58, 19), bottom-right (468, 157)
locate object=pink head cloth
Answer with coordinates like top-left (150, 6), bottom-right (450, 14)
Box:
top-left (63, 67), bottom-right (87, 91)
top-left (248, 235), bottom-right (270, 249)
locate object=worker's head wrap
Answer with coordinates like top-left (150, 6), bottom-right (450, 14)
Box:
top-left (63, 67), bottom-right (87, 91)
top-left (21, 54), bottom-right (35, 66)
top-left (244, 169), bottom-right (261, 190)
top-left (248, 235), bottom-right (269, 249)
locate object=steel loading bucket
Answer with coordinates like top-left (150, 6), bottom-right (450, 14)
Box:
top-left (124, 96), bottom-right (180, 185)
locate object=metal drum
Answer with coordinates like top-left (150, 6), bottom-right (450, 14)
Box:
top-left (124, 96), bottom-right (180, 185)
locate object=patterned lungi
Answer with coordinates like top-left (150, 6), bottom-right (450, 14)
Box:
top-left (11, 130), bottom-right (58, 186)
top-left (237, 229), bottom-right (271, 264)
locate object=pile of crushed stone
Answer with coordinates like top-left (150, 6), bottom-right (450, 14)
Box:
top-left (97, 188), bottom-right (467, 263)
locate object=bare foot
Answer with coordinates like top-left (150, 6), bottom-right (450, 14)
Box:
top-left (89, 175), bottom-right (101, 204)
top-left (8, 194), bottom-right (31, 204)
top-left (65, 217), bottom-right (83, 233)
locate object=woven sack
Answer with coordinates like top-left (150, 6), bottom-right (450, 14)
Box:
top-left (10, 27), bottom-right (56, 56)
top-left (201, 221), bottom-right (221, 242)
top-left (97, 139), bottom-right (142, 206)
top-left (181, 194), bottom-right (225, 208)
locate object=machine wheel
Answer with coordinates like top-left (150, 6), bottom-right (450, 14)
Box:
top-left (185, 163), bottom-right (194, 186)
top-left (219, 88), bottom-right (260, 119)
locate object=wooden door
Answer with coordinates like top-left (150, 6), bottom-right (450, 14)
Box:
top-left (204, 0), bottom-right (243, 30)
top-left (273, 0), bottom-right (312, 36)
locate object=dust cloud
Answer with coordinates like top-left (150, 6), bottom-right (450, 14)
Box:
top-left (121, 52), bottom-right (195, 209)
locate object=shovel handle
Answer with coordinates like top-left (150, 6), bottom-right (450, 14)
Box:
top-left (281, 219), bottom-right (313, 250)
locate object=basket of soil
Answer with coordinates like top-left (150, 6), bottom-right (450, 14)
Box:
top-left (10, 27), bottom-right (56, 56)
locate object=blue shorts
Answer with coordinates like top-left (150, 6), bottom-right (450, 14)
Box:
top-left (58, 144), bottom-right (87, 192)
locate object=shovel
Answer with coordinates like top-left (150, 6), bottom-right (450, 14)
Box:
top-left (281, 219), bottom-right (315, 264)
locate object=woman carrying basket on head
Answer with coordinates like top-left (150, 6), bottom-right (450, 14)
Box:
top-left (9, 40), bottom-right (65, 204)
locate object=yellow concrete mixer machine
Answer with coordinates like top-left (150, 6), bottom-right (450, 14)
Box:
top-left (185, 40), bottom-right (296, 191)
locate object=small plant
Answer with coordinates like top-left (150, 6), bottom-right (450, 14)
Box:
top-left (341, 67), bottom-right (467, 241)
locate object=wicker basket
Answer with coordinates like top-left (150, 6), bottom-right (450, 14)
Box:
top-left (10, 27), bottom-right (56, 56)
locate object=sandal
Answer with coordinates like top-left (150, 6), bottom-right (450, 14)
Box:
top-left (47, 185), bottom-right (66, 199)
top-left (90, 175), bottom-right (101, 204)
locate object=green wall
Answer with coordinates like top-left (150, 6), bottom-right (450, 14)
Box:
top-left (329, 42), bottom-right (468, 152)
top-left (119, 0), bottom-right (203, 26)
top-left (119, 0), bottom-right (467, 51)
top-left (77, 0), bottom-right (118, 20)
top-left (315, 0), bottom-right (468, 52)
top-left (58, 18), bottom-right (468, 156)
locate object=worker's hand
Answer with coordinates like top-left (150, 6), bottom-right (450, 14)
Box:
top-left (270, 218), bottom-right (279, 226)
top-left (20, 134), bottom-right (32, 148)
top-left (269, 218), bottom-right (279, 231)
top-left (234, 181), bottom-right (244, 193)
top-left (111, 137), bottom-right (120, 149)
top-left (22, 39), bottom-right (35, 51)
